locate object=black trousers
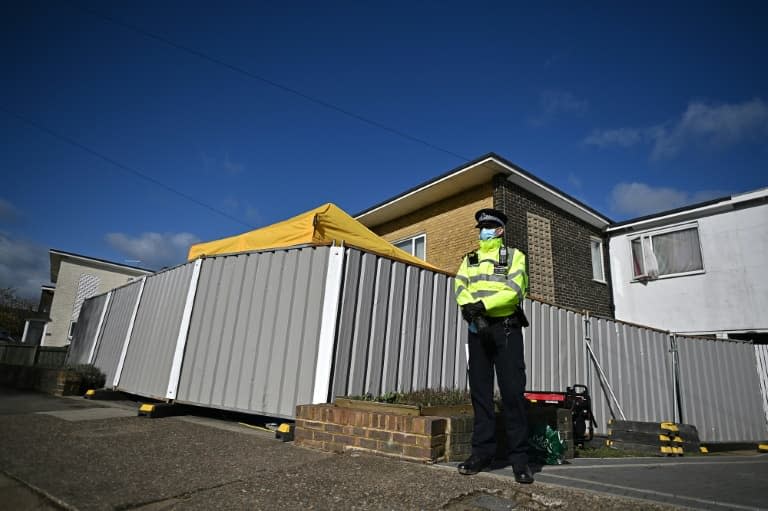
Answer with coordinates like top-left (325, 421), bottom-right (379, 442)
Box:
top-left (467, 317), bottom-right (528, 467)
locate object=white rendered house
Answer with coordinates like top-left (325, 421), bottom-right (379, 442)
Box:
top-left (606, 188), bottom-right (768, 342)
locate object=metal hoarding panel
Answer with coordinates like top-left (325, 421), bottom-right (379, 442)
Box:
top-left (756, 345), bottom-right (768, 428)
top-left (175, 247), bottom-right (329, 418)
top-left (117, 263), bottom-right (194, 399)
top-left (65, 294), bottom-right (108, 365)
top-left (678, 337), bottom-right (768, 442)
top-left (582, 317), bottom-right (675, 435)
top-left (331, 249), bottom-right (466, 399)
top-left (523, 300), bottom-right (588, 397)
top-left (92, 281), bottom-right (142, 387)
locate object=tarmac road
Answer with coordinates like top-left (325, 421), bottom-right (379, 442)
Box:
top-left (0, 387), bottom-right (763, 510)
top-left (468, 455), bottom-right (768, 511)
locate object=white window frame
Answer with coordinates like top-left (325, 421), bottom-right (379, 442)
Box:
top-left (590, 237), bottom-right (606, 283)
top-left (392, 233), bottom-right (426, 260)
top-left (629, 222), bottom-right (705, 282)
top-left (68, 320), bottom-right (77, 341)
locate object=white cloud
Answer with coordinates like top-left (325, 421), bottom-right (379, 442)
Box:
top-left (531, 90), bottom-right (587, 126)
top-left (609, 182), bottom-right (728, 217)
top-left (0, 234), bottom-right (49, 301)
top-left (584, 127), bottom-right (648, 148)
top-left (585, 98), bottom-right (768, 158)
top-left (651, 98), bottom-right (768, 159)
top-left (105, 232), bottom-right (200, 270)
top-left (0, 199), bottom-right (19, 222)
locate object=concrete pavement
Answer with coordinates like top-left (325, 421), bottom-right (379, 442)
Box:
top-left (0, 388), bottom-right (761, 510)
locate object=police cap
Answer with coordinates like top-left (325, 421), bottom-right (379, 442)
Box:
top-left (474, 208), bottom-right (508, 228)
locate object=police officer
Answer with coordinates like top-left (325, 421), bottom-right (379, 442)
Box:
top-left (454, 208), bottom-right (533, 484)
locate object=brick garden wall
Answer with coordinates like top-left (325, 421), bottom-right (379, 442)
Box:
top-left (295, 404), bottom-right (575, 464)
top-left (0, 363), bottom-right (84, 396)
top-left (295, 404), bottom-right (448, 462)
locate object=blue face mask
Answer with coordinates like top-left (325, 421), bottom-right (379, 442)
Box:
top-left (479, 228), bottom-right (497, 241)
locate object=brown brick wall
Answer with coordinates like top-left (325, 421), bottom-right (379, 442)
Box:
top-left (370, 185), bottom-right (493, 274)
top-left (494, 176), bottom-right (614, 317)
top-left (295, 404), bottom-right (447, 462)
top-left (295, 404), bottom-right (575, 463)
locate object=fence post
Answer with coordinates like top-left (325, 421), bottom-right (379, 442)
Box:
top-left (669, 333), bottom-right (683, 424)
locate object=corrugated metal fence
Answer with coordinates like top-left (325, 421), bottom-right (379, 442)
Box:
top-left (69, 245), bottom-right (768, 442)
top-left (330, 250), bottom-right (466, 399)
top-left (756, 345), bottom-right (768, 430)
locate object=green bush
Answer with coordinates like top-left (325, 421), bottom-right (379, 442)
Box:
top-left (64, 364), bottom-right (106, 390)
top-left (349, 387), bottom-right (471, 407)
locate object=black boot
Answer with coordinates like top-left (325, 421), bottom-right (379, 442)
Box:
top-left (458, 454), bottom-right (493, 475)
top-left (513, 465), bottom-right (534, 484)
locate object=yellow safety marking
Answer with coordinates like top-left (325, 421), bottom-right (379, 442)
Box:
top-left (660, 422), bottom-right (679, 432)
top-left (238, 422), bottom-right (273, 433)
top-left (700, 446), bottom-right (709, 453)
top-left (606, 439), bottom-right (613, 446)
top-left (277, 423), bottom-right (292, 433)
top-left (758, 444), bottom-right (768, 452)
top-left (660, 446), bottom-right (672, 454)
top-left (85, 389), bottom-right (96, 397)
top-left (659, 434), bottom-right (670, 442)
top-left (672, 446), bottom-right (683, 454)
top-left (139, 404), bottom-right (155, 413)
top-left (672, 436), bottom-right (683, 443)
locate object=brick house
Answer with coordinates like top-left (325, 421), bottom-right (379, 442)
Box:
top-left (355, 153), bottom-right (615, 318)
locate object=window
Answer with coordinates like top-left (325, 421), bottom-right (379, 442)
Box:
top-left (68, 321), bottom-right (77, 340)
top-left (590, 238), bottom-right (605, 282)
top-left (631, 224), bottom-right (703, 280)
top-left (393, 234), bottom-right (426, 260)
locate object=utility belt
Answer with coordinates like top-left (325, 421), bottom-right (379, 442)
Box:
top-left (484, 307), bottom-right (529, 329)
top-left (484, 315), bottom-right (520, 328)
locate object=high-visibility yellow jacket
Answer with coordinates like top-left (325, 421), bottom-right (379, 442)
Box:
top-left (454, 237), bottom-right (528, 318)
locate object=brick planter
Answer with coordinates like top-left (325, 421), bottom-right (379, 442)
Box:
top-left (295, 401), bottom-right (575, 464)
top-left (56, 371), bottom-right (84, 396)
top-left (295, 404), bottom-right (450, 463)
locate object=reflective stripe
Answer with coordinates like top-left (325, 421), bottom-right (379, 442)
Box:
top-left (454, 285), bottom-right (468, 299)
top-left (455, 274), bottom-right (469, 285)
top-left (506, 269), bottom-right (523, 283)
top-left (469, 273), bottom-right (507, 284)
top-left (473, 290), bottom-right (497, 298)
top-left (507, 280), bottom-right (523, 304)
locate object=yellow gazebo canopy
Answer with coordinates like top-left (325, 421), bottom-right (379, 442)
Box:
top-left (187, 203), bottom-right (448, 274)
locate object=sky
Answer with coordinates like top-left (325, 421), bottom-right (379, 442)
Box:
top-left (2, 1), bottom-right (767, 300)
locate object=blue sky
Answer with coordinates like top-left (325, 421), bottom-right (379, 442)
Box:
top-left (2, 1), bottom-right (767, 299)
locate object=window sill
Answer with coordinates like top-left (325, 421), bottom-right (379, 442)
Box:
top-left (631, 269), bottom-right (705, 283)
top-left (592, 279), bottom-right (607, 285)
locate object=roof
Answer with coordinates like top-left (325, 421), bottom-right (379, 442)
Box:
top-left (49, 249), bottom-right (154, 283)
top-left (187, 203), bottom-right (450, 274)
top-left (606, 186), bottom-right (768, 234)
top-left (354, 152), bottom-right (613, 229)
